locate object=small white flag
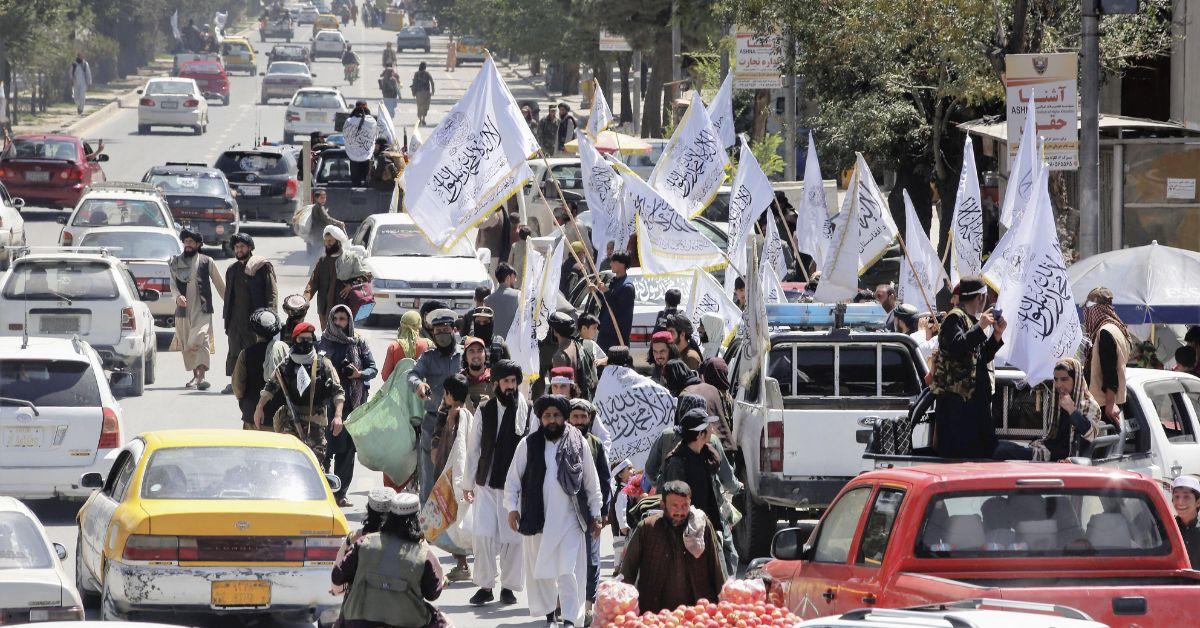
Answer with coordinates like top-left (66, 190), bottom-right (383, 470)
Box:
top-left (586, 80), bottom-right (613, 139)
top-left (739, 245), bottom-right (770, 387)
top-left (761, 263), bottom-right (786, 305)
top-left (375, 101), bottom-right (397, 145)
top-left (171, 11), bottom-right (181, 41)
top-left (950, 136), bottom-right (984, 285)
top-left (408, 124), bottom-right (423, 154)
top-left (763, 217), bottom-right (787, 281)
top-left (622, 169), bottom-right (727, 276)
top-left (506, 238), bottom-right (563, 382)
top-left (578, 132), bottom-right (628, 263)
top-left (898, 190), bottom-right (947, 314)
top-left (1001, 98), bottom-right (1038, 229)
top-left (685, 268), bottom-right (742, 346)
top-left (796, 131), bottom-right (832, 267)
top-left (706, 73), bottom-right (736, 150)
top-left (723, 136), bottom-right (774, 294)
top-left (649, 92), bottom-right (730, 218)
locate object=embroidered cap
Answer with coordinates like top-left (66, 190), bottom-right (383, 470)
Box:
top-left (367, 487), bottom-right (396, 513)
top-left (389, 492), bottom-right (420, 516)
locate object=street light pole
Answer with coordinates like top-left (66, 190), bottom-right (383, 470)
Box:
top-left (783, 31), bottom-right (797, 181)
top-left (1079, 0), bottom-right (1101, 258)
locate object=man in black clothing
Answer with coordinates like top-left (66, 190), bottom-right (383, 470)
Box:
top-left (1173, 475), bottom-right (1200, 568)
top-left (597, 252), bottom-right (635, 350)
top-left (254, 322), bottom-right (345, 460)
top-left (223, 232), bottom-right (278, 393)
top-left (655, 289), bottom-right (682, 333)
top-left (232, 309), bottom-right (284, 430)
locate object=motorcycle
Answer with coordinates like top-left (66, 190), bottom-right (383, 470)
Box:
top-left (343, 63), bottom-right (359, 84)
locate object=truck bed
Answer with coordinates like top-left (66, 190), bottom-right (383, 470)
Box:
top-left (319, 184), bottom-right (392, 230)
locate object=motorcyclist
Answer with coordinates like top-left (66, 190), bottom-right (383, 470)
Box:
top-left (341, 44), bottom-right (360, 82)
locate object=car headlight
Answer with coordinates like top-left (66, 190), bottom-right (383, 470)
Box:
top-left (373, 279), bottom-right (409, 290)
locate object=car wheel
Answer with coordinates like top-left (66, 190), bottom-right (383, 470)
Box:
top-left (126, 355), bottom-right (146, 397)
top-left (144, 345), bottom-right (157, 385)
top-left (734, 483), bottom-right (778, 561)
top-left (137, 124), bottom-right (150, 135)
top-left (222, 94), bottom-right (230, 106)
top-left (75, 533), bottom-right (100, 608)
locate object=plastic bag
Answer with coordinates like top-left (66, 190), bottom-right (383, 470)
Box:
top-left (594, 579), bottom-right (639, 627)
top-left (343, 358), bottom-right (423, 485)
top-left (719, 578), bottom-right (766, 605)
top-left (292, 203), bottom-right (313, 237)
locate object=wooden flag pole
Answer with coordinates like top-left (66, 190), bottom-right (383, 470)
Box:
top-left (770, 197), bottom-right (811, 283)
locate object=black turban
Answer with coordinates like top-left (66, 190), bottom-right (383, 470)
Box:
top-left (179, 228), bottom-right (203, 245)
top-left (533, 394), bottom-right (571, 419)
top-left (490, 359), bottom-right (522, 382)
top-left (230, 232), bottom-right (254, 249)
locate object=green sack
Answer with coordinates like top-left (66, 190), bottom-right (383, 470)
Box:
top-left (344, 358), bottom-right (424, 485)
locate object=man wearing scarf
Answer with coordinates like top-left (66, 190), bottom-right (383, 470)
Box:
top-left (222, 232), bottom-right (278, 394)
top-left (504, 395), bottom-right (603, 628)
top-left (462, 360), bottom-right (533, 608)
top-left (618, 480), bottom-right (725, 612)
top-left (318, 305), bottom-right (378, 506)
top-left (408, 309), bottom-right (464, 501)
top-left (994, 358), bottom-right (1102, 461)
top-left (304, 226), bottom-right (370, 329)
top-left (254, 322), bottom-right (345, 461)
top-left (700, 357), bottom-right (734, 449)
top-left (459, 336), bottom-right (492, 410)
top-left (1083, 287), bottom-right (1131, 425)
top-left (567, 398), bottom-right (611, 624)
top-left (168, 229), bottom-right (226, 391)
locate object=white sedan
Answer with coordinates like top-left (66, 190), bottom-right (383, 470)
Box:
top-left (283, 87), bottom-right (348, 144)
top-left (0, 496), bottom-right (84, 623)
top-left (136, 78), bottom-right (209, 135)
top-left (0, 179), bottom-right (25, 270)
top-left (310, 29), bottom-right (346, 58)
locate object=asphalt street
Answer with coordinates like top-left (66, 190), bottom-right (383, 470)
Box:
top-left (18, 20), bottom-right (612, 627)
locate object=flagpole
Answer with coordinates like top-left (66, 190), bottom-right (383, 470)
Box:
top-left (894, 232), bottom-right (939, 318)
top-left (770, 197), bottom-right (810, 282)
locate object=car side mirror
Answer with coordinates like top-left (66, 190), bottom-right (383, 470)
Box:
top-left (97, 154), bottom-right (110, 162)
top-left (136, 89), bottom-right (143, 95)
top-left (54, 542), bottom-right (68, 561)
top-left (80, 472), bottom-right (104, 489)
top-left (771, 522), bottom-right (819, 561)
top-left (325, 473), bottom-right (342, 493)
top-left (12, 197), bottom-right (24, 210)
top-left (140, 288), bottom-right (161, 302)
top-left (56, 215), bottom-right (68, 225)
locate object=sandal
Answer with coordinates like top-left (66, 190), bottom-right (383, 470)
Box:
top-left (197, 380), bottom-right (212, 391)
top-left (185, 379), bottom-right (197, 389)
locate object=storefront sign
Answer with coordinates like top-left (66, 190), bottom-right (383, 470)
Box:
top-left (1005, 53), bottom-right (1079, 171)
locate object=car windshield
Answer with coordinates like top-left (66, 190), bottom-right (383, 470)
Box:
top-left (181, 63), bottom-right (222, 75)
top-left (0, 512), bottom-right (51, 570)
top-left (370, 225), bottom-right (468, 257)
top-left (215, 152), bottom-right (290, 176)
top-left (696, 191), bottom-right (731, 223)
top-left (147, 173), bottom-right (228, 196)
top-left (71, 199), bottom-right (167, 228)
top-left (269, 62), bottom-right (309, 75)
top-left (274, 46), bottom-right (306, 56)
top-left (917, 489), bottom-right (1170, 559)
top-left (79, 232), bottom-right (180, 260)
top-left (141, 446), bottom-right (327, 500)
top-left (8, 139), bottom-right (76, 161)
top-left (2, 260), bottom-right (119, 301)
top-left (0, 360), bottom-right (101, 407)
top-left (400, 27), bottom-right (425, 35)
top-left (146, 81), bottom-right (194, 96)
top-left (293, 91), bottom-right (343, 109)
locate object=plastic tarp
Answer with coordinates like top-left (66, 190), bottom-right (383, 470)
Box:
top-left (344, 357), bottom-right (422, 485)
top-left (1068, 241), bottom-right (1200, 324)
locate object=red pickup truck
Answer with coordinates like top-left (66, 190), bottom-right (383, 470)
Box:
top-left (762, 462), bottom-right (1199, 627)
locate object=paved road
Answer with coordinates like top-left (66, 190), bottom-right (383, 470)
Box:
top-left (19, 21), bottom-right (611, 628)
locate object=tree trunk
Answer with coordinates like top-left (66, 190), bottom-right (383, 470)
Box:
top-left (530, 57), bottom-right (541, 75)
top-left (563, 62), bottom-right (580, 96)
top-left (617, 53), bottom-right (632, 124)
top-left (642, 35), bottom-right (672, 137)
top-left (751, 89), bottom-right (770, 141)
top-left (594, 57), bottom-right (612, 111)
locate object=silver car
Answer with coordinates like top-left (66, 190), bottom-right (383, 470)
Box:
top-left (395, 26), bottom-right (430, 53)
top-left (260, 61), bottom-right (315, 104)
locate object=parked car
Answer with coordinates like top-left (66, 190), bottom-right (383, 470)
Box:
top-left (310, 28), bottom-right (347, 58)
top-left (0, 250), bottom-right (158, 395)
top-left (260, 15), bottom-right (295, 41)
top-left (311, 13), bottom-right (339, 36)
top-left (0, 337), bottom-right (126, 500)
top-left (353, 214), bottom-right (490, 323)
top-left (0, 134), bottom-right (108, 210)
top-left (455, 36), bottom-right (486, 65)
top-left (171, 52), bottom-right (222, 77)
top-left (0, 496), bottom-right (85, 621)
top-left (283, 87), bottom-right (349, 145)
top-left (395, 26), bottom-right (430, 53)
top-left (267, 43), bottom-right (311, 66)
top-left (260, 61), bottom-right (315, 104)
top-left (77, 227), bottom-right (183, 330)
top-left (0, 180), bottom-right (26, 270)
top-left (57, 181), bottom-right (175, 248)
top-left (141, 164), bottom-right (239, 255)
top-left (213, 145), bottom-right (303, 223)
top-left (136, 78), bottom-right (209, 135)
top-left (219, 36), bottom-right (257, 75)
top-left (410, 11), bottom-right (440, 34)
top-left (176, 60), bottom-right (230, 106)
top-left (75, 429), bottom-right (349, 624)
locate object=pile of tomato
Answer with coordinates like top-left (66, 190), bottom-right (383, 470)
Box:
top-left (604, 599), bottom-right (801, 628)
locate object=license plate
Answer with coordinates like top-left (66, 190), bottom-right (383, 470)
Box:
top-left (211, 580), bottom-right (271, 607)
top-left (305, 112), bottom-right (324, 122)
top-left (161, 101), bottom-right (179, 109)
top-left (238, 186), bottom-right (262, 196)
top-left (25, 171), bottom-right (49, 182)
top-left (40, 316), bottom-right (80, 334)
top-left (4, 426), bottom-right (43, 448)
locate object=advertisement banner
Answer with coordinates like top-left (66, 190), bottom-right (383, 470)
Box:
top-left (734, 28), bottom-right (783, 89)
top-left (599, 31), bottom-right (633, 52)
top-left (1005, 53), bottom-right (1078, 171)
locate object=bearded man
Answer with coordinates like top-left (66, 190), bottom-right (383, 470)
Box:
top-left (222, 232), bottom-right (277, 393)
top-left (168, 229), bottom-right (225, 391)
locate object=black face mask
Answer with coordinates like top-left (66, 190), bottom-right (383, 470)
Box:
top-left (182, 247), bottom-right (198, 258)
top-left (325, 243), bottom-right (341, 255)
top-left (294, 339), bottom-right (315, 354)
top-left (542, 422), bottom-right (565, 441)
top-left (497, 387), bottom-right (518, 406)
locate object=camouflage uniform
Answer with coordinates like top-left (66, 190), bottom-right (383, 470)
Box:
top-left (262, 354), bottom-right (345, 461)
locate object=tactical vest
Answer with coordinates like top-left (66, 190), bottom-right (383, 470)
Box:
top-left (340, 533), bottom-right (430, 627)
top-left (929, 308), bottom-right (982, 401)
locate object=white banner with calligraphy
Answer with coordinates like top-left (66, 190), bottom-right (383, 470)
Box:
top-left (984, 163), bottom-right (1046, 291)
top-left (623, 169), bottom-right (727, 276)
top-left (723, 137), bottom-right (773, 294)
top-left (578, 132), bottom-right (627, 262)
top-left (796, 131), bottom-right (832, 268)
top-left (400, 57), bottom-right (539, 250)
top-left (505, 238), bottom-right (564, 382)
top-left (898, 190), bottom-right (946, 313)
top-left (707, 73), bottom-right (736, 150)
top-left (763, 217), bottom-right (787, 281)
top-left (950, 136), bottom-right (984, 285)
top-left (685, 268), bottom-right (741, 347)
top-left (839, 153), bottom-right (898, 274)
top-left (586, 81), bottom-right (613, 139)
top-left (650, 92), bottom-right (729, 219)
top-left (813, 163), bottom-right (862, 304)
top-left (593, 366), bottom-right (677, 469)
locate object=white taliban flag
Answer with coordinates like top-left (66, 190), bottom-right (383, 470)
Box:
top-left (763, 217), bottom-right (787, 281)
top-left (505, 237), bottom-right (564, 381)
top-left (400, 57), bottom-right (539, 250)
top-left (622, 169), bottom-right (727, 276)
top-left (845, 153), bottom-right (898, 270)
top-left (723, 136), bottom-right (774, 294)
top-left (650, 92), bottom-right (730, 218)
top-left (813, 165), bottom-right (863, 303)
top-left (796, 131), bottom-right (832, 267)
top-left (685, 268), bottom-right (742, 347)
top-left (950, 136), bottom-right (984, 285)
top-left (995, 165), bottom-right (1082, 386)
top-left (593, 367), bottom-right (676, 468)
top-left (897, 190), bottom-right (947, 314)
top-left (706, 73), bottom-right (736, 150)
top-left (578, 132), bottom-right (627, 262)
top-left (761, 264), bottom-right (786, 305)
top-left (407, 124), bottom-right (423, 154)
top-left (532, 237), bottom-right (565, 343)
top-left (586, 81), bottom-right (613, 139)
top-left (983, 162), bottom-right (1048, 291)
top-left (375, 100), bottom-right (397, 145)
top-left (1001, 98), bottom-right (1038, 229)
top-left (739, 245), bottom-right (770, 387)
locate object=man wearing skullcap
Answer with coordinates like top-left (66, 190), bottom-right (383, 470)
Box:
top-left (169, 228), bottom-right (226, 391)
top-left (222, 231), bottom-right (278, 393)
top-left (232, 308), bottom-right (288, 430)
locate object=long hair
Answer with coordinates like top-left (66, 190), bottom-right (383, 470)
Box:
top-left (362, 509), bottom-right (385, 535)
top-left (381, 512), bottom-right (423, 543)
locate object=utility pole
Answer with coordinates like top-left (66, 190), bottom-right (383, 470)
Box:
top-left (1079, 0), bottom-right (1101, 258)
top-left (783, 31), bottom-right (797, 180)
top-left (671, 0), bottom-right (682, 84)
top-left (632, 51), bottom-right (642, 135)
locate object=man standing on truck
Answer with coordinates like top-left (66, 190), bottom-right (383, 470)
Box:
top-left (342, 101), bottom-right (378, 187)
top-left (1172, 475), bottom-right (1200, 567)
top-left (875, 283), bottom-right (898, 330)
top-left (1083, 287), bottom-right (1131, 426)
top-left (929, 277), bottom-right (1006, 459)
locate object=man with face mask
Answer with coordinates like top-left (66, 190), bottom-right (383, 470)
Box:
top-left (222, 232), bottom-right (278, 394)
top-left (254, 322), bottom-right (345, 461)
top-left (169, 229), bottom-right (226, 391)
top-left (408, 309), bottom-right (464, 501)
top-left (460, 336), bottom-right (492, 410)
top-left (462, 360), bottom-right (534, 607)
top-left (618, 480), bottom-right (725, 612)
top-left (318, 304), bottom-right (378, 506)
top-left (568, 398), bottom-right (611, 623)
top-left (504, 395), bottom-right (602, 628)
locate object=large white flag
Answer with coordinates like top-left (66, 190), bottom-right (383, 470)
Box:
top-left (685, 268), bottom-right (742, 347)
top-left (995, 166), bottom-right (1082, 386)
top-left (586, 81), bottom-right (613, 139)
top-left (505, 238), bottom-right (565, 381)
top-left (723, 137), bottom-right (774, 294)
top-left (593, 366), bottom-right (676, 468)
top-left (983, 163), bottom-right (1048, 291)
top-left (649, 92), bottom-right (729, 218)
top-left (171, 11), bottom-right (181, 41)
top-left (813, 165), bottom-right (863, 303)
top-left (707, 73), bottom-right (736, 150)
top-left (400, 57), bottom-right (539, 250)
top-left (898, 190), bottom-right (947, 313)
top-left (950, 136), bottom-right (984, 285)
top-left (796, 131), bottom-right (832, 267)
top-left (622, 169), bottom-right (727, 276)
top-left (577, 132), bottom-right (627, 262)
top-left (1000, 98), bottom-right (1038, 229)
top-left (847, 153), bottom-right (898, 270)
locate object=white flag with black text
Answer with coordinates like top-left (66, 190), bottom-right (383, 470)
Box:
top-left (723, 136), bottom-right (774, 294)
top-left (898, 190), bottom-right (946, 313)
top-left (796, 131), bottom-right (832, 267)
top-left (622, 169), bottom-right (727, 276)
top-left (1001, 98), bottom-right (1038, 229)
top-left (950, 136), bottom-right (984, 285)
top-left (685, 268), bottom-right (742, 346)
top-left (649, 92), bottom-right (730, 218)
top-left (577, 132), bottom-right (627, 262)
top-left (707, 73), bottom-right (736, 150)
top-left (586, 81), bottom-right (613, 139)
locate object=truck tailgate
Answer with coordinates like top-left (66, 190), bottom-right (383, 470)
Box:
top-left (321, 186), bottom-right (391, 225)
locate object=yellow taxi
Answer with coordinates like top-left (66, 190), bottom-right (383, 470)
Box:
top-left (455, 35), bottom-right (487, 65)
top-left (220, 36), bottom-right (257, 75)
top-left (312, 13), bottom-right (340, 37)
top-left (74, 429), bottom-right (349, 624)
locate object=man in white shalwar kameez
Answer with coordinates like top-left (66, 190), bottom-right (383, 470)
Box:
top-left (462, 360), bottom-right (536, 607)
top-left (504, 394), bottom-right (602, 627)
